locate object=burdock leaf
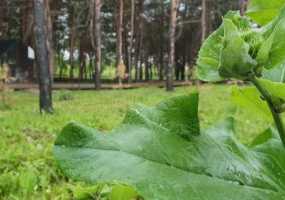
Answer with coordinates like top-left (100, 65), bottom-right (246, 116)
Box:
top-left (246, 0), bottom-right (285, 25)
top-left (54, 94), bottom-right (285, 200)
top-left (219, 19), bottom-right (257, 79)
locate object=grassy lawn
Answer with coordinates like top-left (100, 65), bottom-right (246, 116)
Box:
top-left (0, 85), bottom-right (268, 199)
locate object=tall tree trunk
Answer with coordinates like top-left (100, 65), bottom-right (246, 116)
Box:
top-left (48, 4), bottom-right (55, 78)
top-left (240, 0), bottom-right (249, 16)
top-left (144, 53), bottom-right (149, 81)
top-left (166, 0), bottom-right (178, 91)
top-left (150, 61), bottom-right (153, 80)
top-left (139, 36), bottom-right (144, 81)
top-left (19, 1), bottom-right (33, 80)
top-left (181, 0), bottom-right (188, 81)
top-left (59, 51), bottom-right (64, 80)
top-left (116, 0), bottom-right (124, 84)
top-left (69, 8), bottom-right (76, 80)
top-left (44, 0), bottom-right (55, 81)
top-left (159, 0), bottom-right (165, 81)
top-left (94, 0), bottom-right (102, 89)
top-left (79, 47), bottom-right (84, 81)
top-left (128, 0), bottom-right (135, 83)
top-left (134, 32), bottom-right (141, 81)
top-left (33, 0), bottom-right (53, 113)
top-left (21, 0), bottom-right (33, 45)
top-left (0, 0), bottom-right (8, 39)
top-left (201, 0), bottom-right (207, 42)
top-left (123, 26), bottom-right (129, 74)
top-left (89, 55), bottom-right (94, 80)
top-left (134, 0), bottom-right (143, 82)
top-left (134, 36), bottom-right (140, 81)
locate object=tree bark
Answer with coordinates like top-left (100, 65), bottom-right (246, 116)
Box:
top-left (59, 51), bottom-right (64, 80)
top-left (94, 0), bottom-right (102, 89)
top-left (21, 0), bottom-right (33, 45)
top-left (116, 0), bottom-right (124, 84)
top-left (144, 53), bottom-right (150, 81)
top-left (44, 0), bottom-right (55, 81)
top-left (0, 0), bottom-right (8, 39)
top-left (201, 0), bottom-right (207, 42)
top-left (134, 1), bottom-right (144, 82)
top-left (33, 0), bottom-right (53, 113)
top-left (128, 0), bottom-right (135, 83)
top-left (240, 0), bottom-right (249, 16)
top-left (79, 47), bottom-right (84, 81)
top-left (123, 24), bottom-right (129, 74)
top-left (139, 37), bottom-right (144, 81)
top-left (166, 0), bottom-right (178, 91)
top-left (159, 0), bottom-right (165, 81)
top-left (69, 7), bottom-right (76, 80)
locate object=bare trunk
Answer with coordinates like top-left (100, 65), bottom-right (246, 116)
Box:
top-left (21, 0), bottom-right (34, 45)
top-left (159, 0), bottom-right (165, 81)
top-left (33, 0), bottom-right (53, 113)
top-left (59, 52), bottom-right (64, 80)
top-left (240, 0), bottom-right (249, 16)
top-left (0, 0), bottom-right (8, 39)
top-left (123, 26), bottom-right (129, 74)
top-left (134, 31), bottom-right (141, 81)
top-left (44, 0), bottom-right (55, 81)
top-left (134, 1), bottom-right (144, 82)
top-left (94, 0), bottom-right (102, 89)
top-left (116, 0), bottom-right (124, 84)
top-left (134, 37), bottom-right (140, 81)
top-left (144, 53), bottom-right (149, 81)
top-left (89, 0), bottom-right (95, 50)
top-left (201, 0), bottom-right (207, 42)
top-left (166, 0), bottom-right (178, 91)
top-left (139, 33), bottom-right (144, 81)
top-left (69, 9), bottom-right (76, 80)
top-left (79, 47), bottom-right (84, 81)
top-left (128, 0), bottom-right (135, 83)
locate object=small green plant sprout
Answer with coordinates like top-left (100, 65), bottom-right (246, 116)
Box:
top-left (53, 0), bottom-right (285, 199)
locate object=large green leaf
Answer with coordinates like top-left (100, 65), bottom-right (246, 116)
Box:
top-left (219, 19), bottom-right (257, 79)
top-left (260, 79), bottom-right (285, 100)
top-left (253, 6), bottom-right (285, 81)
top-left (263, 64), bottom-right (285, 82)
top-left (246, 0), bottom-right (285, 25)
top-left (54, 94), bottom-right (285, 199)
top-left (232, 79), bottom-right (285, 118)
top-left (197, 12), bottom-right (254, 82)
top-left (196, 25), bottom-right (224, 82)
top-left (258, 7), bottom-right (285, 73)
top-left (258, 79), bottom-right (285, 111)
top-left (231, 86), bottom-right (271, 120)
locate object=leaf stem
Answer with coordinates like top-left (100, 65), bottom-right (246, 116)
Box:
top-left (250, 76), bottom-right (285, 146)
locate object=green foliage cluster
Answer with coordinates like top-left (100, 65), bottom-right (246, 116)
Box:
top-left (197, 0), bottom-right (285, 143)
top-left (198, 3), bottom-right (285, 82)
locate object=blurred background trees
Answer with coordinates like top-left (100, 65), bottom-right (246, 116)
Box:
top-left (0, 0), bottom-right (239, 100)
top-left (0, 0), bottom-right (239, 83)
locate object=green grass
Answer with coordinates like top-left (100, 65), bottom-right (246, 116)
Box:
top-left (0, 85), bottom-right (269, 199)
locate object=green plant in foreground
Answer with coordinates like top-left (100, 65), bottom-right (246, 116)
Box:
top-left (197, 0), bottom-right (285, 146)
top-left (54, 0), bottom-right (285, 199)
